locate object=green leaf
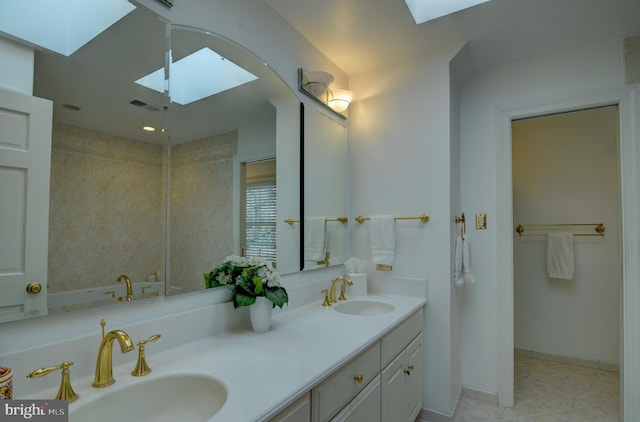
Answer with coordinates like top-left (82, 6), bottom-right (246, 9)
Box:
top-left (235, 292), bottom-right (256, 308)
top-left (253, 277), bottom-right (263, 295)
top-left (265, 287), bottom-right (289, 309)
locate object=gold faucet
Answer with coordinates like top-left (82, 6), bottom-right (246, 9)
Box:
top-left (93, 329), bottom-right (134, 388)
top-left (116, 274), bottom-right (133, 301)
top-left (329, 276), bottom-right (353, 304)
top-left (27, 361), bottom-right (78, 403)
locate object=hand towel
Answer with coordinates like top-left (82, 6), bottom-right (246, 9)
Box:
top-left (304, 217), bottom-right (327, 261)
top-left (546, 233), bottom-right (574, 280)
top-left (370, 215), bottom-right (396, 267)
top-left (462, 236), bottom-right (476, 284)
top-left (454, 235), bottom-right (464, 286)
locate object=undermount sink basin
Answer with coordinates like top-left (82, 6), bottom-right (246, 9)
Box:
top-left (70, 374), bottom-right (227, 422)
top-left (334, 299), bottom-right (395, 316)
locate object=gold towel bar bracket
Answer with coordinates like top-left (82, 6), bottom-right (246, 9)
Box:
top-left (355, 214), bottom-right (430, 224)
top-left (515, 223), bottom-right (605, 236)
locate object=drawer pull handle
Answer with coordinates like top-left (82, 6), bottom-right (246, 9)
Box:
top-left (354, 374), bottom-right (364, 384)
top-left (405, 365), bottom-right (415, 375)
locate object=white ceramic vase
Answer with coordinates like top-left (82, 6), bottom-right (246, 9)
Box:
top-left (249, 296), bottom-right (273, 333)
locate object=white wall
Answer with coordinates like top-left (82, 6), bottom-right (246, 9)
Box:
top-left (512, 107), bottom-right (621, 365)
top-left (349, 44), bottom-right (462, 415)
top-left (459, 39), bottom-right (626, 395)
top-left (0, 38), bottom-right (33, 95)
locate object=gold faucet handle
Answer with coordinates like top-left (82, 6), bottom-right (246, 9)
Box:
top-left (321, 289), bottom-right (331, 307)
top-left (138, 334), bottom-right (161, 347)
top-left (131, 334), bottom-right (161, 377)
top-left (338, 284), bottom-right (347, 301)
top-left (27, 361), bottom-right (78, 403)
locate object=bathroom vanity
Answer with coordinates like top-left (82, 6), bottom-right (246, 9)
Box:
top-left (15, 280), bottom-right (426, 422)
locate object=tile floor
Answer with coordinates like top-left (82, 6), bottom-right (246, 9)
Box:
top-left (424, 354), bottom-right (620, 421)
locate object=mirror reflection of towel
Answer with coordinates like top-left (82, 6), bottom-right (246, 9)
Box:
top-left (371, 215), bottom-right (395, 267)
top-left (304, 217), bottom-right (326, 261)
top-left (546, 233), bottom-right (574, 280)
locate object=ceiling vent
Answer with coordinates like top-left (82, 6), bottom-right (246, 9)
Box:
top-left (129, 99), bottom-right (161, 112)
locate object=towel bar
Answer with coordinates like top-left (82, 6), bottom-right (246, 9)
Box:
top-left (284, 217), bottom-right (348, 226)
top-left (515, 223), bottom-right (605, 236)
top-left (355, 214), bottom-right (429, 224)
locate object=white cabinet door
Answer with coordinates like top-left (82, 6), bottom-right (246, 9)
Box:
top-left (271, 393), bottom-right (311, 422)
top-left (0, 88), bottom-right (52, 322)
top-left (406, 333), bottom-right (424, 421)
top-left (381, 352), bottom-right (405, 422)
top-left (381, 332), bottom-right (424, 422)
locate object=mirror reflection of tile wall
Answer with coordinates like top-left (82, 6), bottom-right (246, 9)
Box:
top-left (169, 131), bottom-right (237, 294)
top-left (48, 123), bottom-right (164, 312)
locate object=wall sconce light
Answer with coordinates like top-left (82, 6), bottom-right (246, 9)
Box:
top-left (327, 89), bottom-right (353, 113)
top-left (298, 68), bottom-right (352, 118)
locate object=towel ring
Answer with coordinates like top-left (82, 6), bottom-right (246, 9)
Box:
top-left (455, 213), bottom-right (466, 238)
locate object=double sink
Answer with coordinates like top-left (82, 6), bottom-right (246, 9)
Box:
top-left (68, 298), bottom-right (396, 421)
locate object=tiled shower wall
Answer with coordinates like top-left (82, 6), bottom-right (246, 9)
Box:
top-left (48, 123), bottom-right (165, 297)
top-left (48, 124), bottom-right (237, 303)
top-left (169, 131), bottom-right (237, 294)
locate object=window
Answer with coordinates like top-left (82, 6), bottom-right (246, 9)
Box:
top-left (245, 181), bottom-right (277, 264)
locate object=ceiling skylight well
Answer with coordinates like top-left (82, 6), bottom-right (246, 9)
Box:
top-left (135, 47), bottom-right (259, 105)
top-left (0, 0), bottom-right (136, 56)
top-left (404, 0), bottom-right (491, 24)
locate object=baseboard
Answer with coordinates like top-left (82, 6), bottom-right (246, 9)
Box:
top-left (462, 387), bottom-right (498, 405)
top-left (417, 388), bottom-right (462, 422)
top-left (418, 407), bottom-right (452, 422)
top-left (515, 348), bottom-right (620, 372)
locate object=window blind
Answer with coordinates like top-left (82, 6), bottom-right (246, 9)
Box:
top-left (245, 181), bottom-right (277, 263)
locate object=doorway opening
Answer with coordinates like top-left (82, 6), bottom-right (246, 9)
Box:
top-left (510, 106), bottom-right (621, 418)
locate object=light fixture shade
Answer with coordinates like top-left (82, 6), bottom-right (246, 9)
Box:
top-left (328, 89), bottom-right (353, 113)
top-left (302, 70), bottom-right (334, 98)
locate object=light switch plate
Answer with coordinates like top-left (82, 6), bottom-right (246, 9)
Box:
top-left (476, 213), bottom-right (487, 230)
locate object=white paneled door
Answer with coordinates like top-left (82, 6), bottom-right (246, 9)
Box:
top-left (0, 88), bottom-right (52, 322)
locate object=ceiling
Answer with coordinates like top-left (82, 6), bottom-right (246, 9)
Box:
top-left (265, 0), bottom-right (640, 76)
top-left (31, 6), bottom-right (290, 144)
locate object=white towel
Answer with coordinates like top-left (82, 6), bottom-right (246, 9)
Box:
top-left (454, 235), bottom-right (464, 286)
top-left (462, 236), bottom-right (476, 284)
top-left (370, 215), bottom-right (395, 267)
top-left (304, 217), bottom-right (327, 261)
top-left (546, 233), bottom-right (574, 280)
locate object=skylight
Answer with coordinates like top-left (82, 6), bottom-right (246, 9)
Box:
top-left (404, 0), bottom-right (491, 24)
top-left (0, 0), bottom-right (136, 56)
top-left (135, 47), bottom-right (259, 105)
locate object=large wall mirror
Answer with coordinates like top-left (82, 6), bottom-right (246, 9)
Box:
top-left (301, 104), bottom-right (348, 271)
top-left (7, 2), bottom-right (300, 319)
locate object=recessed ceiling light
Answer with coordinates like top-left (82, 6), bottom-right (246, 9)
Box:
top-left (404, 0), bottom-right (491, 24)
top-left (0, 0), bottom-right (136, 56)
top-left (62, 104), bottom-right (81, 111)
top-left (142, 126), bottom-right (156, 132)
top-left (135, 47), bottom-right (258, 105)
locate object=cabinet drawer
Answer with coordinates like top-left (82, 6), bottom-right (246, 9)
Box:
top-left (330, 374), bottom-right (381, 422)
top-left (312, 342), bottom-right (381, 422)
top-left (380, 309), bottom-right (423, 368)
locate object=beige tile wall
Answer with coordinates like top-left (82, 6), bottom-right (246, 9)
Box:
top-left (169, 131), bottom-right (237, 294)
top-left (48, 123), bottom-right (165, 297)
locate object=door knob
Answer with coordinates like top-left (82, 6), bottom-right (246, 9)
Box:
top-left (26, 282), bottom-right (42, 294)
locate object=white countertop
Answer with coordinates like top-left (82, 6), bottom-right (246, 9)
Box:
top-left (64, 293), bottom-right (426, 421)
